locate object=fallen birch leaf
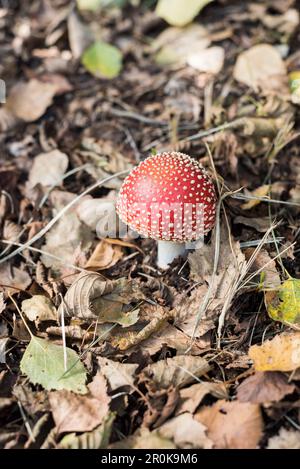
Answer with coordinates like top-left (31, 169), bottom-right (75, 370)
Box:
top-left (187, 46), bottom-right (224, 74)
top-left (6, 79), bottom-right (62, 122)
top-left (158, 413), bottom-right (212, 449)
top-left (233, 44), bottom-right (287, 91)
top-left (28, 150), bottom-right (69, 188)
top-left (59, 414), bottom-right (114, 449)
top-left (196, 400), bottom-right (263, 449)
top-left (22, 295), bottom-right (57, 322)
top-left (20, 336), bottom-right (87, 394)
top-left (154, 24), bottom-right (210, 66)
top-left (98, 357), bottom-right (138, 391)
top-left (143, 355), bottom-right (210, 389)
top-left (177, 382), bottom-right (228, 414)
top-left (0, 263), bottom-right (31, 295)
top-left (49, 374), bottom-right (110, 433)
top-left (82, 41), bottom-right (122, 79)
top-left (249, 333), bottom-right (300, 372)
top-left (237, 372), bottom-right (295, 404)
top-left (266, 278), bottom-right (300, 326)
top-left (156, 0), bottom-right (213, 27)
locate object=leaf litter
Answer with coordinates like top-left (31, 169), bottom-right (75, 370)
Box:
top-left (1, 0), bottom-right (300, 450)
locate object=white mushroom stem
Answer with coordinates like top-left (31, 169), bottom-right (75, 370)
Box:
top-left (157, 241), bottom-right (186, 269)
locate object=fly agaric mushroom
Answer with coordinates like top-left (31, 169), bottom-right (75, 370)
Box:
top-left (116, 151), bottom-right (217, 269)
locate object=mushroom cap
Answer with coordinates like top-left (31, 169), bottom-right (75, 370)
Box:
top-left (116, 151), bottom-right (217, 242)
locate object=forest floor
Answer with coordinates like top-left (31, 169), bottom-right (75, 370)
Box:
top-left (0, 0), bottom-right (300, 449)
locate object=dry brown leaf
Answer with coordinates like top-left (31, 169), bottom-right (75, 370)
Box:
top-left (173, 285), bottom-right (219, 337)
top-left (104, 238), bottom-right (144, 255)
top-left (127, 323), bottom-right (205, 355)
top-left (22, 295), bottom-right (57, 322)
top-left (234, 215), bottom-right (272, 233)
top-left (6, 80), bottom-right (58, 122)
top-left (237, 372), bottom-right (295, 404)
top-left (245, 248), bottom-right (281, 289)
top-left (85, 240), bottom-right (123, 270)
top-left (59, 273), bottom-right (140, 326)
top-left (28, 150), bottom-right (69, 188)
top-left (0, 263), bottom-right (31, 295)
top-left (143, 355), bottom-right (210, 389)
top-left (233, 44), bottom-right (287, 92)
top-left (41, 210), bottom-right (93, 273)
top-left (177, 382), bottom-right (228, 414)
top-left (76, 196), bottom-right (117, 235)
top-left (49, 374), bottom-right (110, 433)
top-left (196, 400), bottom-right (263, 449)
top-left (249, 333), bottom-right (300, 372)
top-left (158, 413), bottom-right (213, 449)
top-left (98, 357), bottom-right (138, 392)
top-left (111, 428), bottom-right (176, 449)
top-left (267, 427), bottom-right (300, 449)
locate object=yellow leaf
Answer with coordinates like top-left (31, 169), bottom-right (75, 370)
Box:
top-left (241, 185), bottom-right (270, 210)
top-left (249, 333), bottom-right (300, 371)
top-left (266, 278), bottom-right (300, 326)
top-left (156, 0), bottom-right (213, 27)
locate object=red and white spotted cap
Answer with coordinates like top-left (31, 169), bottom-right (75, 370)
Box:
top-left (116, 152), bottom-right (217, 242)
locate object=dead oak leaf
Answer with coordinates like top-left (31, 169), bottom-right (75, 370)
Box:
top-left (49, 374), bottom-right (110, 433)
top-left (249, 333), bottom-right (300, 372)
top-left (237, 372), bottom-right (295, 404)
top-left (196, 400), bottom-right (263, 449)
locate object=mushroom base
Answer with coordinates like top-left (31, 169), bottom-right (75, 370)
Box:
top-left (157, 241), bottom-right (186, 269)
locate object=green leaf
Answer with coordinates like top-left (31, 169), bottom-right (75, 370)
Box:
top-left (266, 278), bottom-right (300, 326)
top-left (155, 0), bottom-right (214, 27)
top-left (82, 41), bottom-right (122, 79)
top-left (59, 414), bottom-right (114, 449)
top-left (20, 336), bottom-right (88, 394)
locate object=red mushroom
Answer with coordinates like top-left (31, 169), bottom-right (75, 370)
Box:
top-left (116, 151), bottom-right (217, 268)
